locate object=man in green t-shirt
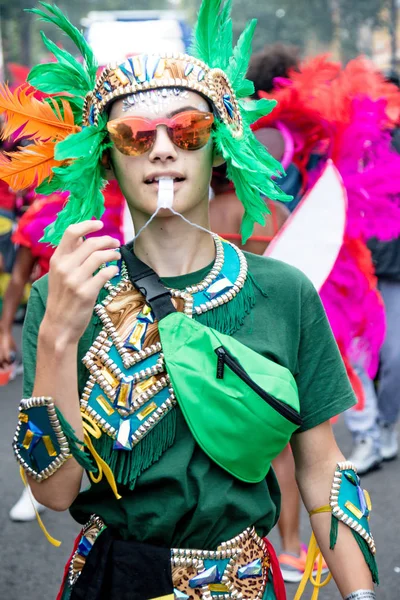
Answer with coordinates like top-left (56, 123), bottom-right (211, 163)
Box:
top-left (5, 2), bottom-right (378, 600)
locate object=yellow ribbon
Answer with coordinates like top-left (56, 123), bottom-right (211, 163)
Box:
top-left (309, 505), bottom-right (331, 517)
top-left (18, 412), bottom-right (121, 549)
top-left (294, 506), bottom-right (333, 600)
top-left (20, 467), bottom-right (61, 547)
top-left (81, 413), bottom-right (122, 500)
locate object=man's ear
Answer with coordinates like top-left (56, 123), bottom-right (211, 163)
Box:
top-left (101, 150), bottom-right (115, 181)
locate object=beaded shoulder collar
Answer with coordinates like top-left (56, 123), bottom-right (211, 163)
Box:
top-left (103, 235), bottom-right (248, 319)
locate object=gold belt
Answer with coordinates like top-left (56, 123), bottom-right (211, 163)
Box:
top-left (69, 516), bottom-right (271, 600)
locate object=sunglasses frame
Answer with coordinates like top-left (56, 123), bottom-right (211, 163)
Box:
top-left (106, 110), bottom-right (215, 156)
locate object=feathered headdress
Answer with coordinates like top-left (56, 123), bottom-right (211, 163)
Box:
top-left (0, 1), bottom-right (289, 244)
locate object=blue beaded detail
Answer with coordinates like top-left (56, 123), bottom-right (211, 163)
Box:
top-left (237, 558), bottom-right (262, 579)
top-left (146, 55), bottom-right (161, 80)
top-left (223, 94), bottom-right (235, 118)
top-left (189, 565), bottom-right (221, 588)
top-left (119, 64), bottom-right (133, 82)
top-left (89, 105), bottom-right (96, 126)
top-left (174, 590), bottom-right (189, 600)
top-left (204, 273), bottom-right (234, 301)
top-left (77, 535), bottom-right (93, 558)
top-left (185, 63), bottom-right (194, 76)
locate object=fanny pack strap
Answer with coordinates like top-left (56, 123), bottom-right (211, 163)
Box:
top-left (120, 244), bottom-right (176, 321)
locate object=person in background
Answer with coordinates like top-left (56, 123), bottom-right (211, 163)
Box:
top-left (344, 238), bottom-right (400, 474)
top-left (343, 73), bottom-right (400, 475)
top-left (247, 43), bottom-right (300, 98)
top-left (210, 164), bottom-right (289, 255)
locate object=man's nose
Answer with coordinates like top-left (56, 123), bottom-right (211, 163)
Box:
top-left (148, 125), bottom-right (178, 161)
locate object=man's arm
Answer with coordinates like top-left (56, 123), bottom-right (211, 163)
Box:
top-left (291, 421), bottom-right (374, 598)
top-left (24, 221), bottom-right (120, 510)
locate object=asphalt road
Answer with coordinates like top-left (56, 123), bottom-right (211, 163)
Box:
top-left (1, 326), bottom-right (399, 600)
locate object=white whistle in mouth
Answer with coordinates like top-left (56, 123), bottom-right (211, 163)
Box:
top-left (157, 177), bottom-right (174, 209)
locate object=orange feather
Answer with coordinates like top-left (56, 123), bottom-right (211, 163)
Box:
top-left (0, 83), bottom-right (79, 142)
top-left (0, 142), bottom-right (61, 190)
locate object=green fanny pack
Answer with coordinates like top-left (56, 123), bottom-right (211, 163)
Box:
top-left (121, 246), bottom-right (302, 483)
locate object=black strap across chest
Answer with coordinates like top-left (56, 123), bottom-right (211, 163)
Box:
top-left (120, 243), bottom-right (176, 321)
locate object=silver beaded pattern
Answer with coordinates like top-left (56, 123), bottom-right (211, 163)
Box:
top-left (80, 329), bottom-right (175, 444)
top-left (329, 461), bottom-right (376, 555)
top-left (171, 526), bottom-right (270, 600)
top-left (68, 520), bottom-right (269, 595)
top-left (344, 592), bottom-right (376, 600)
top-left (68, 514), bottom-right (106, 586)
top-left (168, 236), bottom-right (248, 317)
top-left (13, 396), bottom-right (72, 482)
top-left (82, 345), bottom-right (164, 400)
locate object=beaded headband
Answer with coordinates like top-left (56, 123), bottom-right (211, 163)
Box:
top-left (84, 54), bottom-right (243, 138)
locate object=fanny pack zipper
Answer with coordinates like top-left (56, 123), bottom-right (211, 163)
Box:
top-left (215, 346), bottom-right (302, 426)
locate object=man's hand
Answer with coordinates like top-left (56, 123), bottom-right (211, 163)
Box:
top-left (41, 220), bottom-right (120, 349)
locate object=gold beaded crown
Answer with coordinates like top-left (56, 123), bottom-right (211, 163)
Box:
top-left (84, 54), bottom-right (243, 137)
top-left (0, 1), bottom-right (291, 245)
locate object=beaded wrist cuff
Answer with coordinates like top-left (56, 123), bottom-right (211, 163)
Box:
top-left (344, 591), bottom-right (376, 599)
top-left (13, 396), bottom-right (71, 482)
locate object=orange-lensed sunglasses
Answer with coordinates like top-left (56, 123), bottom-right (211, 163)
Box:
top-left (107, 110), bottom-right (214, 156)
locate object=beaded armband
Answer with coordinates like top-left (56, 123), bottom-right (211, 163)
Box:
top-left (13, 396), bottom-right (71, 481)
top-left (295, 462), bottom-right (378, 600)
top-left (327, 461), bottom-right (375, 556)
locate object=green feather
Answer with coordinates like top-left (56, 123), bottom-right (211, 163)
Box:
top-left (27, 4), bottom-right (97, 110)
top-left (39, 31), bottom-right (88, 78)
top-left (227, 19), bottom-right (257, 93)
top-left (28, 63), bottom-right (90, 98)
top-left (189, 0), bottom-right (224, 67)
top-left (217, 0), bottom-right (233, 70)
top-left (35, 175), bottom-right (64, 196)
top-left (239, 98), bottom-right (277, 125)
top-left (41, 119), bottom-right (111, 245)
top-left (236, 79), bottom-right (255, 99)
top-left (39, 112), bottom-right (110, 245)
top-left (42, 168), bottom-right (106, 245)
top-left (37, 30), bottom-right (92, 88)
top-left (55, 125), bottom-right (107, 161)
top-left (27, 2), bottom-right (97, 83)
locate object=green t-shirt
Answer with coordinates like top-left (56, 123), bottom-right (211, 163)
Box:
top-left (22, 252), bottom-right (355, 549)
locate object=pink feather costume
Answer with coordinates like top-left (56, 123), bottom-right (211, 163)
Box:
top-left (12, 180), bottom-right (126, 278)
top-left (254, 56), bottom-right (400, 402)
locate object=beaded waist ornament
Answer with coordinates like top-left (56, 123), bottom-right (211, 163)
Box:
top-left (67, 517), bottom-right (272, 600)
